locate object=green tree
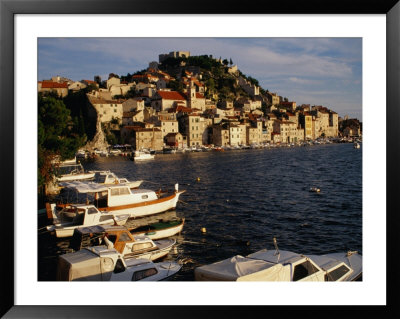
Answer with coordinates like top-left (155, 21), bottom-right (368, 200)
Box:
top-left (38, 94), bottom-right (85, 192)
top-left (168, 80), bottom-right (184, 93)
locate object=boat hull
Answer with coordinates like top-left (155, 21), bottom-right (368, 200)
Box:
top-left (131, 219), bottom-right (184, 240)
top-left (99, 191), bottom-right (185, 218)
top-left (49, 219), bottom-right (115, 238)
top-left (123, 239), bottom-right (176, 261)
top-left (58, 172), bottom-right (95, 182)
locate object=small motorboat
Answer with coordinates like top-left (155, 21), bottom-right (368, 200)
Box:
top-left (133, 150), bottom-right (155, 161)
top-left (70, 225), bottom-right (176, 261)
top-left (57, 246), bottom-right (181, 281)
top-left (195, 238), bottom-right (362, 282)
top-left (310, 187), bottom-right (321, 193)
top-left (55, 163), bottom-right (95, 182)
top-left (59, 171), bottom-right (143, 190)
top-left (129, 217), bottom-right (185, 239)
top-left (354, 142), bottom-right (360, 149)
top-left (46, 204), bottom-right (126, 238)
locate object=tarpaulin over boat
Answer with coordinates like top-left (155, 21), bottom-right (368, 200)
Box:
top-left (59, 181), bottom-right (150, 194)
top-left (57, 247), bottom-right (118, 281)
top-left (59, 181), bottom-right (121, 193)
top-left (194, 255), bottom-right (291, 281)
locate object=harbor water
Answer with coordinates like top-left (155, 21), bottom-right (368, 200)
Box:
top-left (38, 143), bottom-right (362, 281)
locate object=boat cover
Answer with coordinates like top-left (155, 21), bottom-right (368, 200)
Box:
top-left (57, 247), bottom-right (117, 281)
top-left (59, 181), bottom-right (148, 194)
top-left (194, 255), bottom-right (291, 281)
top-left (57, 249), bottom-right (101, 281)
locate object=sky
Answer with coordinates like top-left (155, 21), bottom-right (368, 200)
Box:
top-left (38, 37), bottom-right (362, 120)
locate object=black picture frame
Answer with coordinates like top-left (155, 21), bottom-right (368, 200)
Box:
top-left (1, 0), bottom-right (399, 317)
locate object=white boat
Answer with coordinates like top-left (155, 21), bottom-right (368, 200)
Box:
top-left (91, 171), bottom-right (143, 189)
top-left (354, 142), bottom-right (360, 149)
top-left (46, 204), bottom-right (126, 238)
top-left (70, 224), bottom-right (176, 261)
top-left (133, 150), bottom-right (155, 161)
top-left (73, 217), bottom-right (185, 250)
top-left (57, 246), bottom-right (181, 281)
top-left (59, 171), bottom-right (143, 191)
top-left (195, 242), bottom-right (362, 282)
top-left (57, 183), bottom-right (185, 219)
top-left (129, 217), bottom-right (185, 240)
top-left (60, 157), bottom-right (76, 165)
top-left (56, 163), bottom-right (95, 182)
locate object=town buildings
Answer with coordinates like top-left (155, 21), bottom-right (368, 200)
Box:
top-left (39, 53), bottom-right (352, 151)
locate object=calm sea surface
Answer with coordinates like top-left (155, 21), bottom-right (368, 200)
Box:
top-left (38, 143), bottom-right (362, 281)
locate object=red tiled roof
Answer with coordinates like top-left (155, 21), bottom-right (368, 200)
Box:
top-left (174, 105), bottom-right (193, 113)
top-left (195, 92), bottom-right (205, 99)
top-left (83, 80), bottom-right (96, 84)
top-left (134, 127), bottom-right (161, 132)
top-left (123, 125), bottom-right (143, 130)
top-left (157, 91), bottom-right (186, 100)
top-left (40, 82), bottom-right (68, 89)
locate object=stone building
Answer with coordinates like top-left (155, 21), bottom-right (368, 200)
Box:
top-left (121, 126), bottom-right (163, 150)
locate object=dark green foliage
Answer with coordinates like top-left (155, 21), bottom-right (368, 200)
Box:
top-left (106, 132), bottom-right (117, 145)
top-left (63, 90), bottom-right (95, 140)
top-left (247, 76), bottom-right (259, 87)
top-left (168, 80), bottom-right (184, 93)
top-left (160, 55), bottom-right (221, 72)
top-left (38, 93), bottom-right (86, 191)
top-left (261, 102), bottom-right (268, 116)
top-left (123, 87), bottom-right (140, 99)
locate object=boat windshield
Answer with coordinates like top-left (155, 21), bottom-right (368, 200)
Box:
top-left (57, 164), bottom-right (83, 175)
top-left (94, 174), bottom-right (107, 183)
top-left (132, 268), bottom-right (158, 281)
top-left (325, 264), bottom-right (351, 281)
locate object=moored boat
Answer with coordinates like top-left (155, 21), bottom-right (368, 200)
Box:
top-left (55, 183), bottom-right (185, 219)
top-left (133, 150), bottom-right (155, 161)
top-left (195, 240), bottom-right (362, 281)
top-left (59, 171), bottom-right (143, 192)
top-left (46, 204), bottom-right (125, 238)
top-left (57, 246), bottom-right (181, 281)
top-left (70, 225), bottom-right (175, 261)
top-left (55, 163), bottom-right (95, 182)
top-left (130, 217), bottom-right (185, 239)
